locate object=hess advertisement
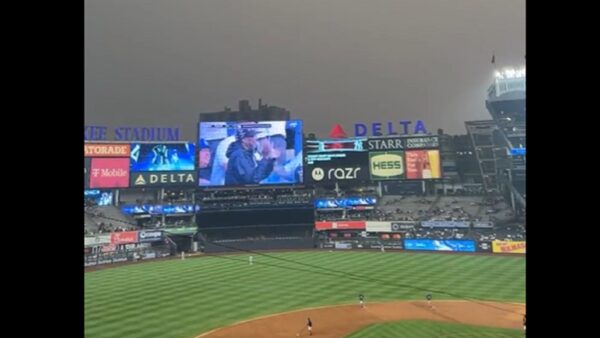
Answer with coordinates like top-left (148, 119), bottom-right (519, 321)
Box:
top-left (405, 150), bottom-right (441, 179)
top-left (369, 151), bottom-right (405, 180)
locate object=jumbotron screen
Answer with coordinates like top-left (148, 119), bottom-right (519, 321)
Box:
top-left (305, 138), bottom-right (370, 183)
top-left (84, 189), bottom-right (114, 206)
top-left (198, 120), bottom-right (303, 187)
top-left (129, 143), bottom-right (195, 172)
top-left (405, 149), bottom-right (441, 179)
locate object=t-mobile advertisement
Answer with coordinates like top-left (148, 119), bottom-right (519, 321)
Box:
top-left (90, 158), bottom-right (130, 188)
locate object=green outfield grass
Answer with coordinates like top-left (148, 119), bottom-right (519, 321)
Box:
top-left (85, 251), bottom-right (525, 338)
top-left (345, 320), bottom-right (523, 338)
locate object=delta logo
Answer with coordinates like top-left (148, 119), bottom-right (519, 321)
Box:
top-left (134, 175), bottom-right (146, 185)
top-left (132, 172), bottom-right (196, 186)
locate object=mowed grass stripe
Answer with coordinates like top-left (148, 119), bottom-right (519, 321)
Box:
top-left (86, 254), bottom-right (524, 312)
top-left (86, 269), bottom-right (246, 314)
top-left (86, 255), bottom-right (524, 316)
top-left (86, 252), bottom-right (524, 338)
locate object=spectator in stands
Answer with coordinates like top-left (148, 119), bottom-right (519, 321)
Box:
top-left (225, 128), bottom-right (278, 185)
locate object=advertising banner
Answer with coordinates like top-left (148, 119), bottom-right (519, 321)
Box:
top-left (306, 152), bottom-right (370, 183)
top-left (85, 143), bottom-right (131, 157)
top-left (305, 138), bottom-right (369, 184)
top-left (138, 230), bottom-right (163, 242)
top-left (101, 244), bottom-right (116, 253)
top-left (315, 221), bottom-right (366, 230)
top-left (314, 197), bottom-right (377, 209)
top-left (391, 221), bottom-right (418, 231)
top-left (369, 151), bottom-right (405, 180)
top-left (90, 158), bottom-right (130, 188)
top-left (366, 221), bottom-right (392, 232)
top-left (142, 252), bottom-right (157, 260)
top-left (130, 171), bottom-right (197, 187)
top-left (473, 221), bottom-right (495, 228)
top-left (121, 204), bottom-right (200, 215)
top-left (367, 137), bottom-right (405, 151)
top-left (477, 241), bottom-right (493, 252)
top-left (111, 231), bottom-right (138, 244)
top-left (365, 242), bottom-right (404, 250)
top-left (84, 234), bottom-right (112, 247)
top-left (405, 150), bottom-right (441, 179)
top-left (84, 236), bottom-right (96, 247)
top-left (421, 221), bottom-right (470, 228)
top-left (404, 239), bottom-right (475, 252)
top-left (307, 163), bottom-right (370, 183)
top-left (112, 254), bottom-right (128, 263)
top-left (404, 136), bottom-right (439, 149)
top-left (334, 242), bottom-right (353, 249)
top-left (492, 240), bottom-right (526, 254)
top-left (97, 256), bottom-right (113, 265)
top-left (84, 256), bottom-right (98, 267)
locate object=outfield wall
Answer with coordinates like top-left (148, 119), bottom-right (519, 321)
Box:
top-left (203, 238), bottom-right (315, 253)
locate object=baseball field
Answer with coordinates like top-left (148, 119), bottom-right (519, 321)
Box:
top-left (84, 251), bottom-right (525, 338)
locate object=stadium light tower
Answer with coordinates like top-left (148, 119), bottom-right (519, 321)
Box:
top-left (481, 64), bottom-right (526, 208)
top-left (490, 66), bottom-right (526, 98)
top-left (494, 67), bottom-right (526, 80)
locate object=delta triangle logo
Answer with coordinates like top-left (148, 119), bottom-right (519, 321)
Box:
top-left (134, 174), bottom-right (146, 185)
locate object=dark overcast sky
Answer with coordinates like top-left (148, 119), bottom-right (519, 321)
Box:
top-left (85, 0), bottom-right (525, 139)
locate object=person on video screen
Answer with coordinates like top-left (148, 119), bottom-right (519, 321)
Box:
top-left (255, 123), bottom-right (302, 184)
top-left (225, 128), bottom-right (278, 185)
top-left (209, 135), bottom-right (236, 186)
top-left (255, 132), bottom-right (286, 184)
top-left (198, 139), bottom-right (212, 185)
